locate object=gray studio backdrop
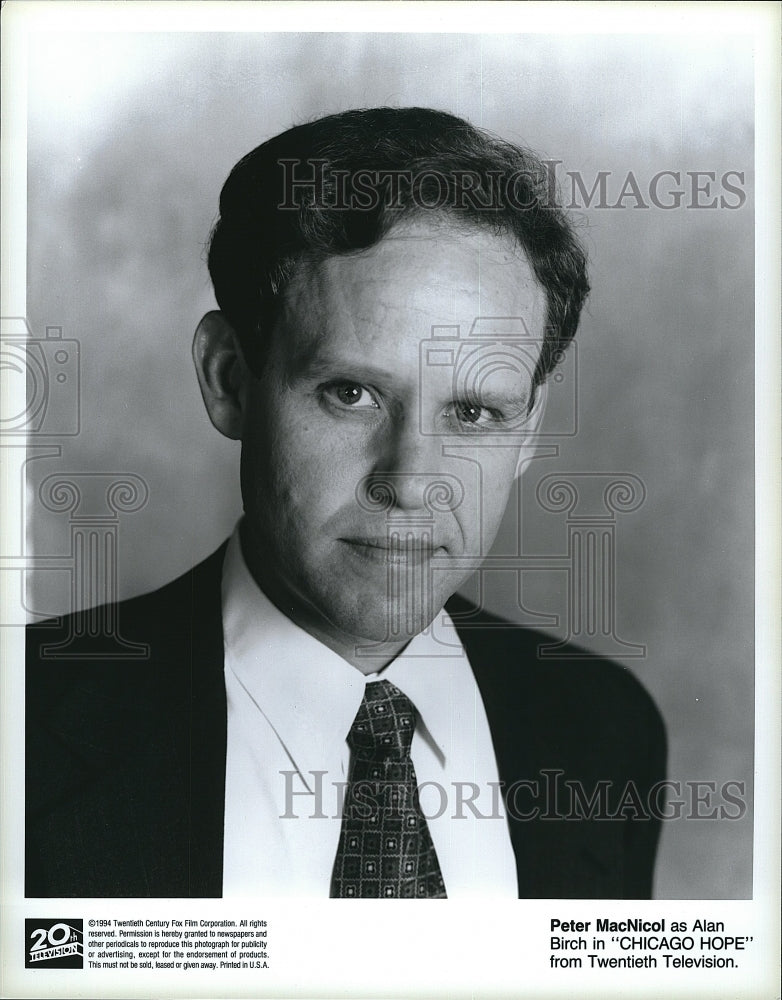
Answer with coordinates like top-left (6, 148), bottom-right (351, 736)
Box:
top-left (25, 32), bottom-right (754, 899)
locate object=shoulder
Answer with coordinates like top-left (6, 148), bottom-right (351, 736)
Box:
top-left (26, 543), bottom-right (227, 714)
top-left (446, 593), bottom-right (666, 765)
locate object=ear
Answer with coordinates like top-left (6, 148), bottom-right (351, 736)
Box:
top-left (514, 380), bottom-right (549, 479)
top-left (192, 311), bottom-right (249, 440)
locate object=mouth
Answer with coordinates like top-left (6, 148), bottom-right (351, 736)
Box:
top-left (339, 536), bottom-right (445, 567)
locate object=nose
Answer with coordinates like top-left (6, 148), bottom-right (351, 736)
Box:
top-left (362, 412), bottom-right (463, 516)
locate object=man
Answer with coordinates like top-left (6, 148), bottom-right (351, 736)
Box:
top-left (26, 107), bottom-right (666, 898)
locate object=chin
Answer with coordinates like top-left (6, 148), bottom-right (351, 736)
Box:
top-left (330, 593), bottom-right (443, 646)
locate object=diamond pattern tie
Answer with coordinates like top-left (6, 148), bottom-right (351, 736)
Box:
top-left (330, 679), bottom-right (447, 898)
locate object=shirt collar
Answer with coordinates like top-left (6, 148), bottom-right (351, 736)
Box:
top-left (221, 526), bottom-right (473, 774)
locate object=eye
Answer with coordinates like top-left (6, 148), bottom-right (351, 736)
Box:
top-left (323, 381), bottom-right (379, 409)
top-left (455, 403), bottom-right (483, 425)
top-left (447, 401), bottom-right (502, 430)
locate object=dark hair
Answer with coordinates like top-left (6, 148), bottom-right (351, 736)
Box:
top-left (207, 107), bottom-right (589, 386)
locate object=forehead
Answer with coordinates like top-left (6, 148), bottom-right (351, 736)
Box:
top-left (274, 219), bottom-right (547, 363)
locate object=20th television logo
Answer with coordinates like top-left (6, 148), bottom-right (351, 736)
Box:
top-left (25, 920), bottom-right (84, 969)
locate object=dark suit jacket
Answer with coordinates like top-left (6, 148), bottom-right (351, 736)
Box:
top-left (26, 544), bottom-right (666, 898)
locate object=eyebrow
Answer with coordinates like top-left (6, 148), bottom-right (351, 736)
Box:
top-left (468, 386), bottom-right (531, 409)
top-left (288, 353), bottom-right (401, 389)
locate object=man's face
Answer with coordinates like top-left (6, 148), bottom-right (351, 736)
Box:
top-left (238, 219), bottom-right (547, 664)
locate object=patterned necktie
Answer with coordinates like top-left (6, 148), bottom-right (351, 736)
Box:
top-left (330, 679), bottom-right (447, 898)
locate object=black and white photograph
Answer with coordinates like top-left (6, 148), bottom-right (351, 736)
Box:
top-left (1, 2), bottom-right (779, 997)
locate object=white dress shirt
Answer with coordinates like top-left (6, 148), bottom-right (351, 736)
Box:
top-left (221, 528), bottom-right (518, 897)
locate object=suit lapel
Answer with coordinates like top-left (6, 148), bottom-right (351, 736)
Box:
top-left (451, 599), bottom-right (622, 898)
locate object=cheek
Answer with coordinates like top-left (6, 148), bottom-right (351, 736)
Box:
top-left (243, 409), bottom-right (366, 528)
top-left (453, 453), bottom-right (517, 534)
